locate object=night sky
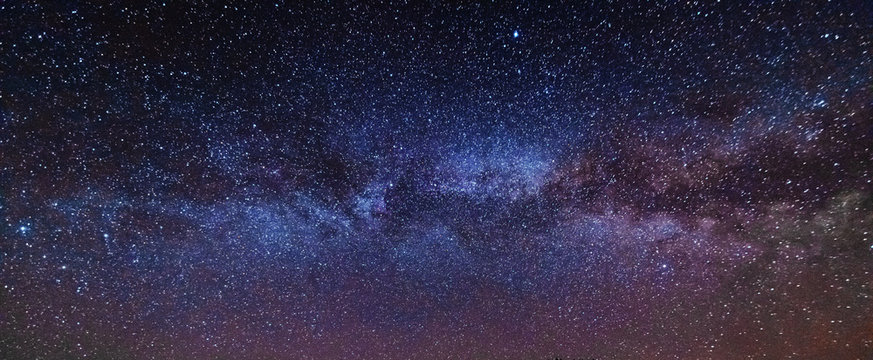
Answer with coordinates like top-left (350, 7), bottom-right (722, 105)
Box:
top-left (2, 1), bottom-right (872, 359)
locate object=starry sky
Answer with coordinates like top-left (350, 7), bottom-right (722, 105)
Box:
top-left (1, 1), bottom-right (872, 359)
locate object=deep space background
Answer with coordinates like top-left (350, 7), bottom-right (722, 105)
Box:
top-left (1, 1), bottom-right (873, 359)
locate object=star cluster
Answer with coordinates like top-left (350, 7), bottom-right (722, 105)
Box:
top-left (1, 1), bottom-right (872, 359)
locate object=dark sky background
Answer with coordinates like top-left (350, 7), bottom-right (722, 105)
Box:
top-left (1, 1), bottom-right (872, 359)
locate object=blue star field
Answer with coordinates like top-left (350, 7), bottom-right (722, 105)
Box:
top-left (1, 1), bottom-right (872, 359)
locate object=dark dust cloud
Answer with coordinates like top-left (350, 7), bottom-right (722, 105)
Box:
top-left (1, 1), bottom-right (872, 359)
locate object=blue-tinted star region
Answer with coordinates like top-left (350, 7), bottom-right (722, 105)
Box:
top-left (1, 1), bottom-right (872, 359)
